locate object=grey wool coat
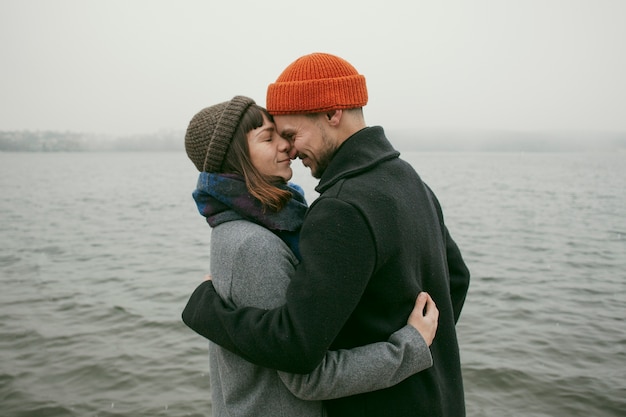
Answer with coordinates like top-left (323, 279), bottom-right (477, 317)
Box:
top-left (206, 219), bottom-right (433, 417)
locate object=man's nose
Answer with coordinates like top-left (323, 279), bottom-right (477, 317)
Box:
top-left (288, 146), bottom-right (298, 159)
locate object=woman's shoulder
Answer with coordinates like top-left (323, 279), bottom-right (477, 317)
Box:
top-left (213, 219), bottom-right (277, 243)
top-left (210, 220), bottom-right (297, 309)
top-left (212, 220), bottom-right (293, 260)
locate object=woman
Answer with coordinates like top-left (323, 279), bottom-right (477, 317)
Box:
top-left (183, 96), bottom-right (438, 416)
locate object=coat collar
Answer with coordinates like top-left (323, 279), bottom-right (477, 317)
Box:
top-left (315, 126), bottom-right (400, 194)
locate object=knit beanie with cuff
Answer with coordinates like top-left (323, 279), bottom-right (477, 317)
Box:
top-left (266, 52), bottom-right (368, 115)
top-left (185, 95), bottom-right (255, 172)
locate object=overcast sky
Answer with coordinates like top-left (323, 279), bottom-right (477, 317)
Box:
top-left (1, 0), bottom-right (625, 136)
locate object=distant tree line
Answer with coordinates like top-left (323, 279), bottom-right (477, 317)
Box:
top-left (2, 129), bottom-right (625, 152)
top-left (0, 130), bottom-right (84, 151)
top-left (0, 130), bottom-right (184, 152)
top-left (389, 129), bottom-right (626, 152)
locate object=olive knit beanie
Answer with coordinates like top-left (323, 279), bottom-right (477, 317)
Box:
top-left (185, 95), bottom-right (255, 172)
top-left (266, 52), bottom-right (368, 115)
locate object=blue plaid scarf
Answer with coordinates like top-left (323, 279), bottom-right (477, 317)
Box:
top-left (192, 172), bottom-right (307, 260)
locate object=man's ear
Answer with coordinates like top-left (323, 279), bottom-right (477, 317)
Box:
top-left (326, 109), bottom-right (342, 125)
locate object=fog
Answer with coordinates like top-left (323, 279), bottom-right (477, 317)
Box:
top-left (2, 0), bottom-right (625, 142)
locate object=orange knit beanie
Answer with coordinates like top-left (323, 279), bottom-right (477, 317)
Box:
top-left (266, 52), bottom-right (368, 115)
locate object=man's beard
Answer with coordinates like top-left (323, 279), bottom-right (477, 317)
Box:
top-left (309, 121), bottom-right (338, 179)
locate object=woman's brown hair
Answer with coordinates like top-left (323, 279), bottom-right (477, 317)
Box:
top-left (221, 104), bottom-right (293, 212)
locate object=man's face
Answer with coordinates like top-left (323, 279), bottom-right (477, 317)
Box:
top-left (274, 114), bottom-right (338, 179)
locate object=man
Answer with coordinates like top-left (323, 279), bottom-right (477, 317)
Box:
top-left (183, 52), bottom-right (470, 417)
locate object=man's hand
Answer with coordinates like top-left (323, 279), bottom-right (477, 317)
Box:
top-left (407, 292), bottom-right (439, 346)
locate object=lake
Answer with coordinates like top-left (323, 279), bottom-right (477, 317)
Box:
top-left (1, 149), bottom-right (624, 416)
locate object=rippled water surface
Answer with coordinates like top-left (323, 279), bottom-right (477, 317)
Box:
top-left (1, 150), bottom-right (624, 416)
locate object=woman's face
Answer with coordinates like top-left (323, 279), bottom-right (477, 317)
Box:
top-left (247, 114), bottom-right (293, 182)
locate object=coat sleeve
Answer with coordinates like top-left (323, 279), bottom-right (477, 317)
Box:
top-left (277, 325), bottom-right (432, 400)
top-left (182, 198), bottom-right (377, 373)
top-left (424, 184), bottom-right (470, 323)
top-left (443, 225), bottom-right (470, 323)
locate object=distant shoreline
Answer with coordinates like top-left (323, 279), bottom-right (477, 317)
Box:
top-left (1, 129), bottom-right (625, 153)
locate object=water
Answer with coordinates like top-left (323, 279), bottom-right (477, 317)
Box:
top-left (1, 150), bottom-right (624, 416)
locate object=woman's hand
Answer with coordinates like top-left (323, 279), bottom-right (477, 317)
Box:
top-left (407, 292), bottom-right (439, 346)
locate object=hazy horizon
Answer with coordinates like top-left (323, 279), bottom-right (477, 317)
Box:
top-left (2, 127), bottom-right (625, 153)
top-left (2, 1), bottom-right (625, 137)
